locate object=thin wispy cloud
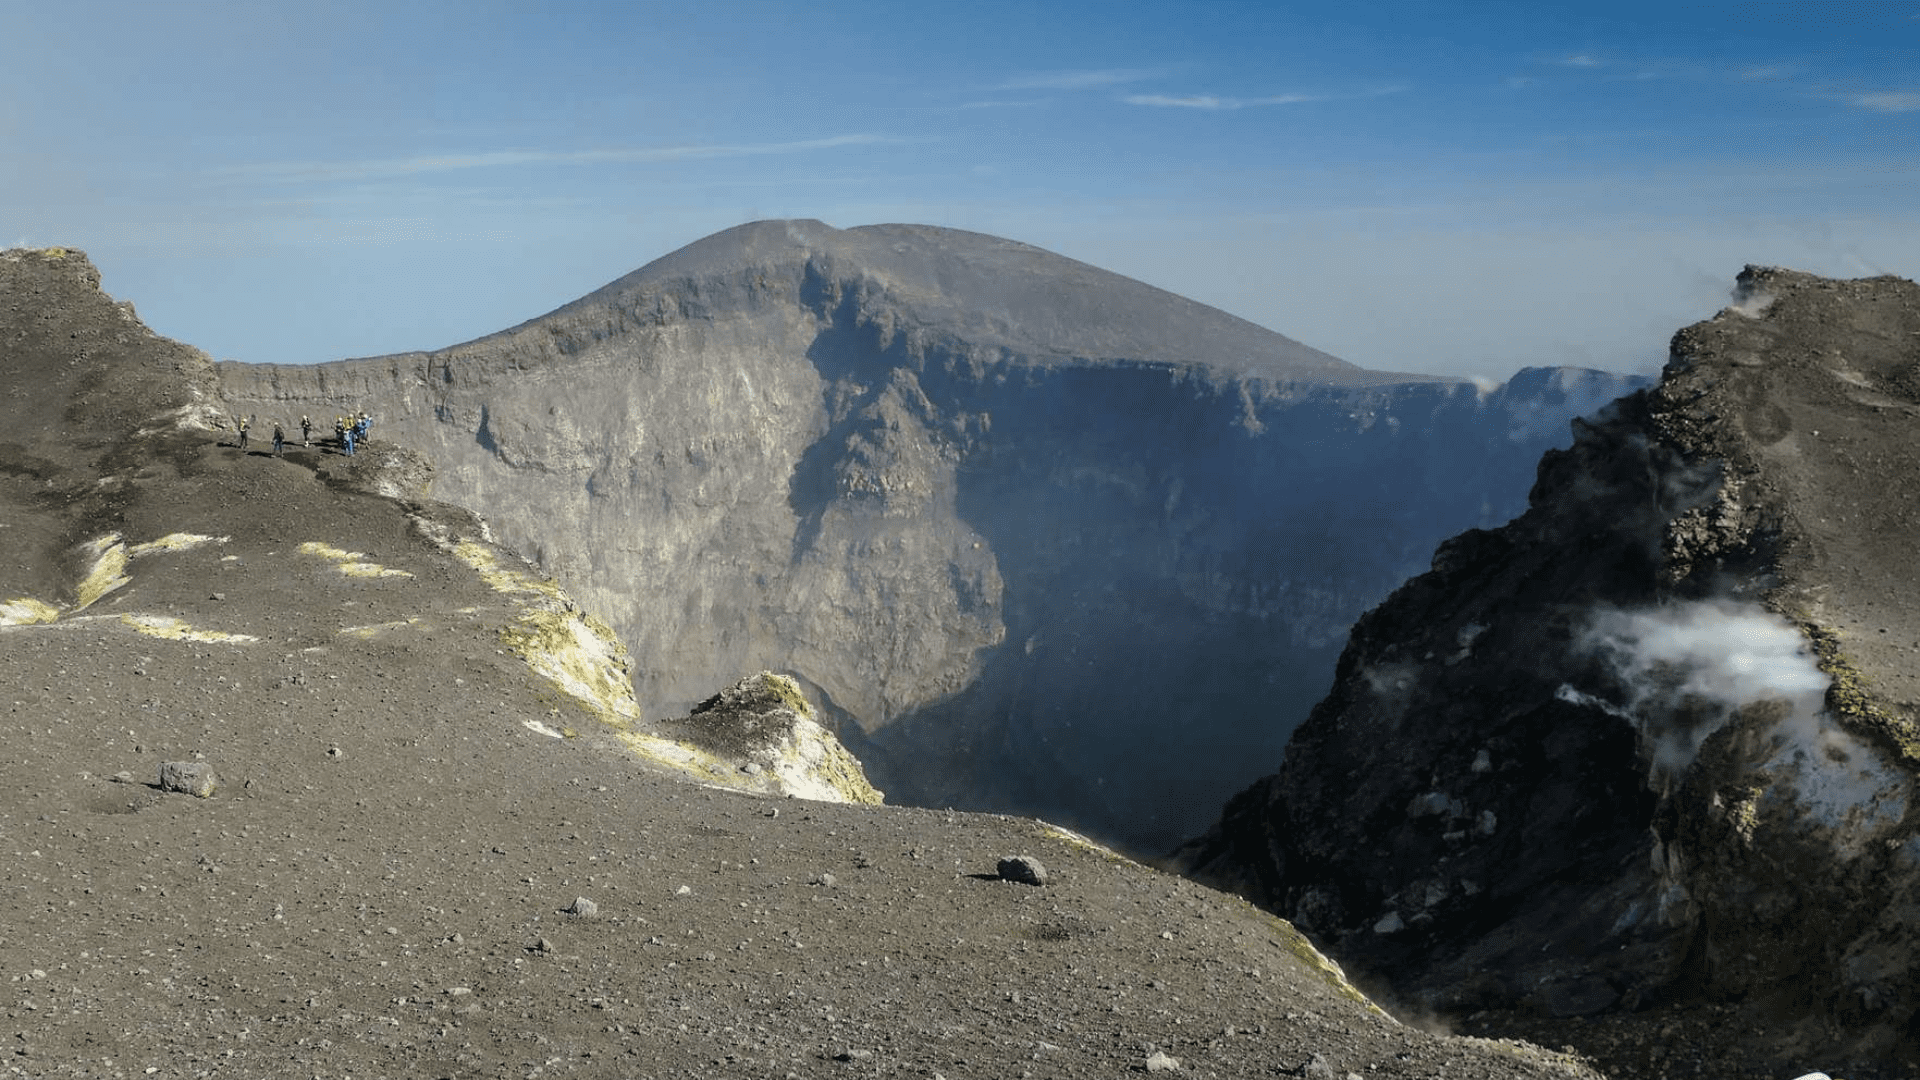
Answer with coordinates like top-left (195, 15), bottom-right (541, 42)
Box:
top-left (994, 68), bottom-right (1161, 91)
top-left (1539, 53), bottom-right (1820, 88)
top-left (223, 135), bottom-right (892, 184)
top-left (1125, 85), bottom-right (1401, 111)
top-left (1125, 92), bottom-right (1320, 110)
top-left (1854, 91), bottom-right (1920, 112)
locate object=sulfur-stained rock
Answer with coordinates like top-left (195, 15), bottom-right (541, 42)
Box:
top-left (632, 672), bottom-right (883, 804)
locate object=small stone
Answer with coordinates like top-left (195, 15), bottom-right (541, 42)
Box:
top-left (833, 1048), bottom-right (874, 1062)
top-left (815, 872), bottom-right (837, 887)
top-left (675, 885), bottom-right (692, 897)
top-left (1303, 1053), bottom-right (1338, 1078)
top-left (1471, 748), bottom-right (1493, 773)
top-left (326, 746), bottom-right (343, 759)
top-left (444, 986), bottom-right (471, 996)
top-left (1476, 810), bottom-right (1498, 836)
top-left (997, 855), bottom-right (1048, 886)
top-left (534, 937), bottom-right (554, 954)
top-left (566, 896), bottom-right (598, 917)
top-left (1372, 911), bottom-right (1405, 935)
top-left (157, 761), bottom-right (217, 798)
top-left (741, 761), bottom-right (763, 775)
top-left (1146, 1050), bottom-right (1181, 1072)
top-left (210, 592), bottom-right (225, 602)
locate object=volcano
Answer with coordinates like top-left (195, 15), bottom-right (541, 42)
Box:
top-left (213, 219), bottom-right (1644, 854)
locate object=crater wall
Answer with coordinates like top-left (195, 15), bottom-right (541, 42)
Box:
top-left (215, 220), bottom-right (1644, 852)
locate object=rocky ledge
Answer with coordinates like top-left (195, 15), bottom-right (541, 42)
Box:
top-left (1177, 266), bottom-right (1920, 1079)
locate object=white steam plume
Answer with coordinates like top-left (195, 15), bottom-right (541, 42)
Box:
top-left (1568, 599), bottom-right (1828, 776)
top-left (1568, 599), bottom-right (1907, 847)
top-left (1727, 289), bottom-right (1775, 318)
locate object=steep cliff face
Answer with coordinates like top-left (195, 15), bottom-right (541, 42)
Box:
top-left (214, 220), bottom-right (1644, 853)
top-left (1178, 267), bottom-right (1920, 1075)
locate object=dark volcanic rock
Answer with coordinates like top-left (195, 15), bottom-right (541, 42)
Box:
top-left (0, 244), bottom-right (1604, 1080)
top-left (997, 854), bottom-right (1049, 885)
top-left (212, 219), bottom-right (1645, 853)
top-left (1178, 266), bottom-right (1920, 1079)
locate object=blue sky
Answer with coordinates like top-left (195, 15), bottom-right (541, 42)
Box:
top-left (3, 0), bottom-right (1915, 380)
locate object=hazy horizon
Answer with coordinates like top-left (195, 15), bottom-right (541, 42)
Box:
top-left (4, 0), bottom-right (1915, 381)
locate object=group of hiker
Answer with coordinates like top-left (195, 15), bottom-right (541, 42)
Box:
top-left (232, 411), bottom-right (374, 457)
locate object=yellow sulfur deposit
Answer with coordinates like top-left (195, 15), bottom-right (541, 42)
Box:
top-left (72, 534), bottom-right (131, 611)
top-left (0, 598), bottom-right (61, 627)
top-left (297, 541), bottom-right (414, 578)
top-left (120, 614), bottom-right (258, 644)
top-left (128, 533), bottom-right (228, 557)
top-left (452, 539), bottom-right (565, 599)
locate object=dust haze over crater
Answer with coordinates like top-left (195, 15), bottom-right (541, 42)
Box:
top-left (215, 219), bottom-right (1648, 855)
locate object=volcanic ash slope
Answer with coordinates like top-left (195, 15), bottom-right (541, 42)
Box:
top-left (214, 218), bottom-right (1645, 854)
top-left (1178, 266), bottom-right (1920, 1080)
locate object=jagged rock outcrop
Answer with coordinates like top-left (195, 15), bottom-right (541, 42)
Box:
top-left (634, 671), bottom-right (883, 804)
top-left (213, 219), bottom-right (1645, 852)
top-left (1177, 266), bottom-right (1920, 1075)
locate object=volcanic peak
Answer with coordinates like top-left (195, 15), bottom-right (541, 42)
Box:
top-left (482, 218), bottom-right (1431, 385)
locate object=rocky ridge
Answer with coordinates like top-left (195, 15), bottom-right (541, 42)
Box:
top-left (0, 245), bottom-right (1610, 1077)
top-left (212, 219), bottom-right (1646, 853)
top-left (0, 250), bottom-right (875, 807)
top-left (1178, 266), bottom-right (1920, 1079)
